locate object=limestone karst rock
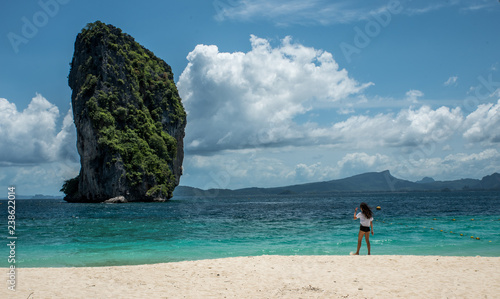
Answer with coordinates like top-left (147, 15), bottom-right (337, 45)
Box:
top-left (61, 21), bottom-right (186, 202)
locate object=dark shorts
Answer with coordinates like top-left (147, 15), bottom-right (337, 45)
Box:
top-left (360, 225), bottom-right (370, 232)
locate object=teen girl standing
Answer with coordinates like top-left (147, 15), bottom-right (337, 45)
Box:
top-left (353, 202), bottom-right (374, 255)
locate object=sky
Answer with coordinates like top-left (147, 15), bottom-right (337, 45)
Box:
top-left (1, 0), bottom-right (499, 195)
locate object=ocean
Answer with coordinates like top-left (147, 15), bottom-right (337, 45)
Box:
top-left (1, 191), bottom-right (499, 267)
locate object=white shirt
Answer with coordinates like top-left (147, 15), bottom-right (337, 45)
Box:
top-left (356, 212), bottom-right (373, 227)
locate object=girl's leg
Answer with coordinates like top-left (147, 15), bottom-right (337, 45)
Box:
top-left (364, 232), bottom-right (371, 255)
top-left (354, 231), bottom-right (363, 255)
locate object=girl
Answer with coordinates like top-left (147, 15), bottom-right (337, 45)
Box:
top-left (353, 202), bottom-right (374, 255)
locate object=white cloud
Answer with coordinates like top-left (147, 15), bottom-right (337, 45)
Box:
top-left (0, 94), bottom-right (77, 165)
top-left (460, 2), bottom-right (499, 12)
top-left (178, 34), bottom-right (498, 162)
top-left (181, 147), bottom-right (500, 190)
top-left (405, 89), bottom-right (424, 103)
top-left (397, 149), bottom-right (500, 180)
top-left (315, 105), bottom-right (464, 148)
top-left (405, 2), bottom-right (449, 15)
top-left (443, 76), bottom-right (458, 86)
top-left (178, 32), bottom-right (490, 154)
top-left (0, 94), bottom-right (79, 195)
top-left (337, 152), bottom-right (391, 177)
top-left (289, 162), bottom-right (337, 183)
top-left (293, 163), bottom-right (319, 180)
top-left (214, 0), bottom-right (387, 25)
top-left (175, 3), bottom-right (500, 190)
top-left (182, 149), bottom-right (293, 189)
top-left (178, 35), bottom-right (372, 153)
top-left (491, 89), bottom-right (500, 98)
top-left (213, 0), bottom-right (498, 26)
top-left (335, 149), bottom-right (500, 182)
top-left (337, 107), bottom-right (355, 115)
top-left (463, 99), bottom-right (500, 144)
top-left (3, 161), bottom-right (80, 195)
top-left (183, 149), bottom-right (344, 189)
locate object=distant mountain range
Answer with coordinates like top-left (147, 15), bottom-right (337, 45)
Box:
top-left (174, 170), bottom-right (500, 197)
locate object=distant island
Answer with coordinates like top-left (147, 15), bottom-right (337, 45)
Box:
top-left (174, 170), bottom-right (500, 197)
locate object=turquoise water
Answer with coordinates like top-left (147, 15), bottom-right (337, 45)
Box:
top-left (1, 191), bottom-right (499, 267)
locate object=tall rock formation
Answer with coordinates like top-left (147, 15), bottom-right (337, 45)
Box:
top-left (62, 21), bottom-right (186, 202)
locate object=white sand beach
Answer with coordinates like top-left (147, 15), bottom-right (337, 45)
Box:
top-left (3, 255), bottom-right (499, 298)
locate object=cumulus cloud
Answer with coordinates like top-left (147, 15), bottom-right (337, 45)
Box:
top-left (184, 151), bottom-right (341, 189)
top-left (176, 35), bottom-right (500, 189)
top-left (178, 35), bottom-right (372, 153)
top-left (311, 105), bottom-right (464, 148)
top-left (337, 152), bottom-right (391, 173)
top-left (335, 149), bottom-right (500, 182)
top-left (178, 34), bottom-right (498, 155)
top-left (182, 147), bottom-right (500, 190)
top-left (463, 99), bottom-right (500, 144)
top-left (0, 94), bottom-right (77, 166)
top-left (182, 149), bottom-right (294, 189)
top-left (397, 149), bottom-right (500, 180)
top-left (178, 32), bottom-right (498, 154)
top-left (289, 162), bottom-right (337, 183)
top-left (405, 89), bottom-right (424, 103)
top-left (443, 76), bottom-right (458, 86)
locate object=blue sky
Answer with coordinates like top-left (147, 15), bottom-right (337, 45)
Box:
top-left (1, 0), bottom-right (499, 195)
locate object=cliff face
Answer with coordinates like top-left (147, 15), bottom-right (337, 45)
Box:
top-left (62, 21), bottom-right (186, 202)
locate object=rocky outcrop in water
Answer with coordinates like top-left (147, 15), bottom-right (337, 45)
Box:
top-left (62, 21), bottom-right (186, 202)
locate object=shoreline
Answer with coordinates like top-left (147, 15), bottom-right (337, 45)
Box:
top-left (3, 255), bottom-right (499, 298)
top-left (5, 252), bottom-right (500, 269)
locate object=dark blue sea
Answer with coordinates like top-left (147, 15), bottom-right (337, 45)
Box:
top-left (1, 191), bottom-right (499, 267)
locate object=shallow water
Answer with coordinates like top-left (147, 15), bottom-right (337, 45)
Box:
top-left (1, 191), bottom-right (498, 267)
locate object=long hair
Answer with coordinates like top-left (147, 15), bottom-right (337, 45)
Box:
top-left (360, 202), bottom-right (373, 219)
